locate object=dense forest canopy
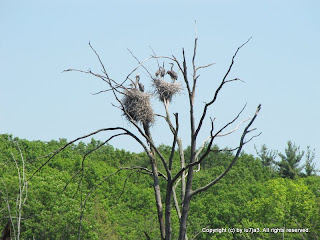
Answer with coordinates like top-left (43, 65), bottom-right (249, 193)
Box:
top-left (0, 134), bottom-right (319, 239)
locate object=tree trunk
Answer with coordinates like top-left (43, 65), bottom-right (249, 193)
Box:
top-left (150, 157), bottom-right (166, 240)
top-left (165, 180), bottom-right (172, 240)
top-left (144, 123), bottom-right (166, 240)
top-left (178, 167), bottom-right (194, 240)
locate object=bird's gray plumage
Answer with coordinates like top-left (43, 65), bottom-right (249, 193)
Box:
top-left (167, 63), bottom-right (178, 81)
top-left (138, 82), bottom-right (145, 92)
top-left (160, 62), bottom-right (166, 78)
top-left (134, 74), bottom-right (140, 88)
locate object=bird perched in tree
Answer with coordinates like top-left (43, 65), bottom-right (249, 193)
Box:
top-left (135, 74), bottom-right (140, 88)
top-left (128, 74), bottom-right (140, 90)
top-left (155, 68), bottom-right (161, 77)
top-left (134, 73), bottom-right (144, 92)
top-left (138, 82), bottom-right (144, 92)
top-left (160, 62), bottom-right (166, 78)
top-left (155, 63), bottom-right (166, 78)
top-left (167, 63), bottom-right (178, 82)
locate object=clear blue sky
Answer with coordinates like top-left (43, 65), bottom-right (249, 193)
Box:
top-left (1, 0), bottom-right (319, 169)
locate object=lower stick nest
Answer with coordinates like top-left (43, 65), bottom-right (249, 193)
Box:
top-left (122, 89), bottom-right (155, 126)
top-left (152, 79), bottom-right (182, 103)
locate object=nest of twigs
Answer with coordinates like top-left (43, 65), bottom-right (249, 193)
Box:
top-left (122, 89), bottom-right (154, 126)
top-left (152, 79), bottom-right (182, 103)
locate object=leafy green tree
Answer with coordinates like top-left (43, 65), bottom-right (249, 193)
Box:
top-left (242, 178), bottom-right (319, 239)
top-left (277, 141), bottom-right (304, 179)
top-left (255, 144), bottom-right (279, 179)
top-left (255, 144), bottom-right (277, 168)
top-left (304, 146), bottom-right (318, 176)
top-left (1, 135), bottom-right (319, 239)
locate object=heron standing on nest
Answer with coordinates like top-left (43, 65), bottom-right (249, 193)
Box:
top-left (135, 73), bottom-right (144, 92)
top-left (155, 68), bottom-right (161, 77)
top-left (135, 74), bottom-right (140, 87)
top-left (160, 62), bottom-right (166, 78)
top-left (167, 63), bottom-right (178, 82)
top-left (138, 81), bottom-right (144, 92)
top-left (155, 63), bottom-right (166, 79)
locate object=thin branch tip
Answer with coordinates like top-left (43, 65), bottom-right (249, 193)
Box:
top-left (256, 104), bottom-right (262, 115)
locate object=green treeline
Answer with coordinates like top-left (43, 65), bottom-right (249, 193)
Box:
top-left (0, 134), bottom-right (319, 239)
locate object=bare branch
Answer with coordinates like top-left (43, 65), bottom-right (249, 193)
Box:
top-left (127, 48), bottom-right (153, 79)
top-left (88, 41), bottom-right (109, 78)
top-left (172, 104), bottom-right (258, 185)
top-left (195, 37), bottom-right (252, 138)
top-left (63, 68), bottom-right (107, 82)
top-left (225, 77), bottom-right (245, 83)
top-left (182, 49), bottom-right (191, 97)
top-left (1, 141), bottom-right (28, 240)
top-left (28, 126), bottom-right (152, 181)
top-left (163, 100), bottom-right (176, 134)
top-left (191, 33), bottom-right (198, 100)
top-left (148, 45), bottom-right (160, 69)
top-left (91, 89), bottom-right (115, 95)
top-left (168, 113), bottom-right (179, 170)
top-left (119, 166), bottom-right (167, 180)
top-left (196, 104), bottom-right (247, 165)
top-left (195, 63), bottom-right (215, 71)
top-left (121, 56), bottom-right (154, 87)
top-left (177, 138), bottom-right (186, 203)
top-left (191, 104), bottom-right (261, 196)
top-left (216, 117), bottom-right (250, 137)
top-left (62, 68), bottom-right (124, 95)
top-left (172, 185), bottom-right (181, 219)
top-left (211, 132), bottom-right (262, 153)
top-left (63, 133), bottom-right (127, 192)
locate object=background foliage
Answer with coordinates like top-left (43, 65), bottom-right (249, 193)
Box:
top-left (0, 134), bottom-right (319, 239)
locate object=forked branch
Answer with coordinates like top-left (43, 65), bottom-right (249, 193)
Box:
top-left (191, 104), bottom-right (261, 196)
top-left (195, 37), bottom-right (252, 138)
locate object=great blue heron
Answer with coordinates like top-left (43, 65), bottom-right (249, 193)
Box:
top-left (155, 63), bottom-right (166, 78)
top-left (134, 73), bottom-right (144, 92)
top-left (138, 82), bottom-right (144, 92)
top-left (135, 74), bottom-right (140, 88)
top-left (167, 63), bottom-right (178, 82)
top-left (160, 62), bottom-right (165, 78)
top-left (155, 68), bottom-right (161, 77)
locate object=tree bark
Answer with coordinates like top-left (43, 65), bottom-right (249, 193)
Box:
top-left (143, 123), bottom-right (166, 240)
top-left (165, 179), bottom-right (172, 240)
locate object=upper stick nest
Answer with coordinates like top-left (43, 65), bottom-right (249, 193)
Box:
top-left (152, 79), bottom-right (182, 103)
top-left (122, 89), bottom-right (154, 126)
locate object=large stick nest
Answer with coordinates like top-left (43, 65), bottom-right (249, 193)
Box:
top-left (122, 89), bottom-right (155, 126)
top-left (152, 79), bottom-right (182, 103)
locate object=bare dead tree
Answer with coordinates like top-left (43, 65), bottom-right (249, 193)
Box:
top-left (1, 141), bottom-right (28, 240)
top-left (29, 30), bottom-right (261, 240)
